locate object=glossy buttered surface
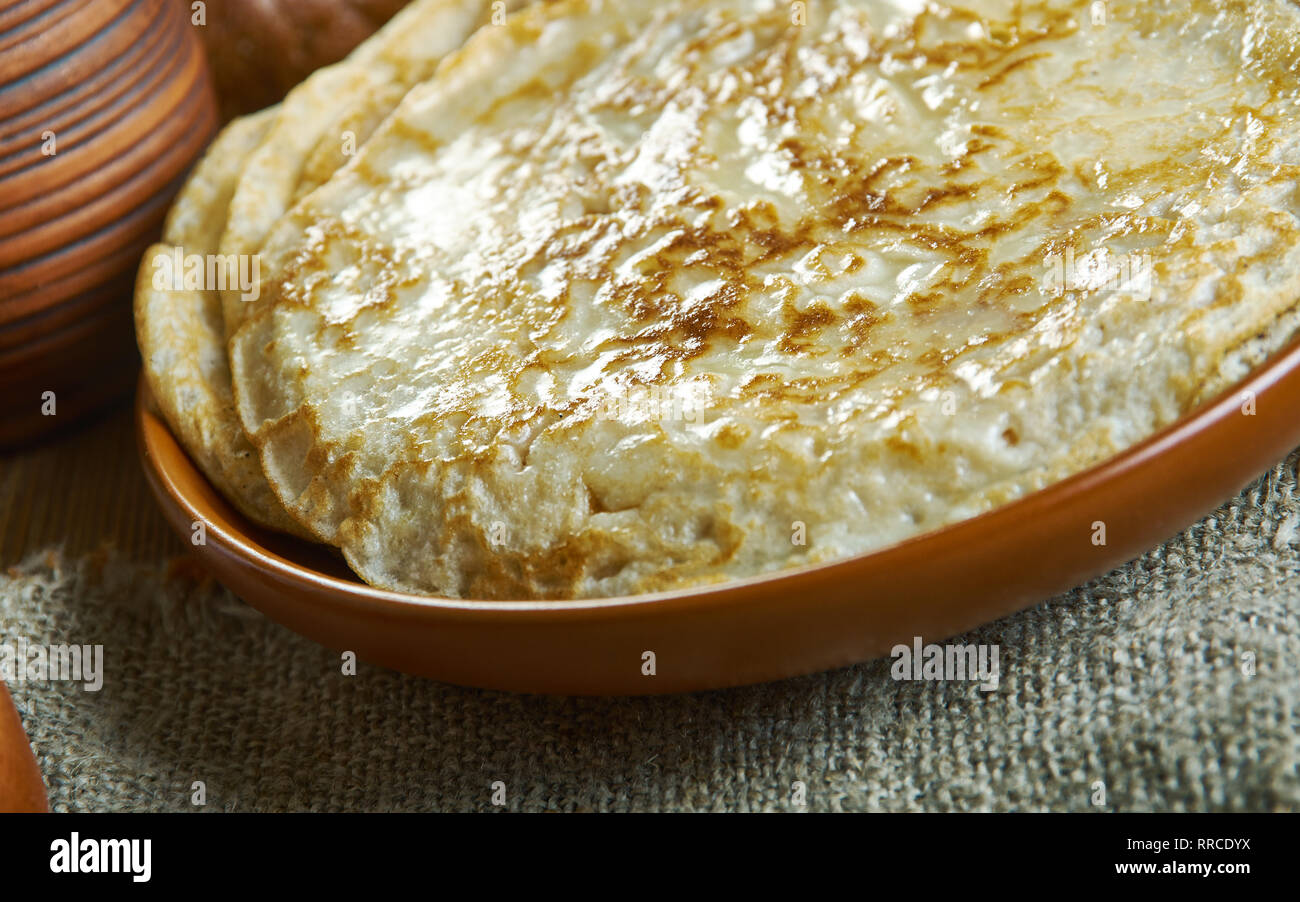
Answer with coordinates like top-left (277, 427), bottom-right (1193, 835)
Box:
top-left (229, 0), bottom-right (1300, 600)
top-left (138, 331), bottom-right (1300, 695)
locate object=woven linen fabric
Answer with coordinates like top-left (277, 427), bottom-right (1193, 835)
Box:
top-left (2, 449), bottom-right (1298, 812)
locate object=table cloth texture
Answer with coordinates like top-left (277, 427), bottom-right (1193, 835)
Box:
top-left (1, 406), bottom-right (1297, 811)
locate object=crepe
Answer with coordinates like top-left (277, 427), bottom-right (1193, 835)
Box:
top-left (134, 0), bottom-right (524, 535)
top-left (134, 108), bottom-right (311, 536)
top-left (226, 0), bottom-right (1300, 599)
top-left (217, 0), bottom-right (530, 337)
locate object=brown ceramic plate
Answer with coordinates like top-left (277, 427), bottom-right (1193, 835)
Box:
top-left (136, 337), bottom-right (1300, 695)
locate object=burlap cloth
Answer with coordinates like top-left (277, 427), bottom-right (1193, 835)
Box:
top-left (1, 409), bottom-right (1297, 811)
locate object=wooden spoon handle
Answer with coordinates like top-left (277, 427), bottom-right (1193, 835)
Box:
top-left (0, 680), bottom-right (47, 813)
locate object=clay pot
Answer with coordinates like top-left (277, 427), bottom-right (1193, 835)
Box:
top-left (0, 0), bottom-right (218, 447)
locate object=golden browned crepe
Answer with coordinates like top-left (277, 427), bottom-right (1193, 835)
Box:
top-left (228, 0), bottom-right (1300, 599)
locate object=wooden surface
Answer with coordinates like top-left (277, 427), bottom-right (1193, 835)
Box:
top-left (0, 394), bottom-right (181, 567)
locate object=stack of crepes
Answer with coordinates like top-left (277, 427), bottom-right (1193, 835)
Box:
top-left (136, 0), bottom-right (1300, 600)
